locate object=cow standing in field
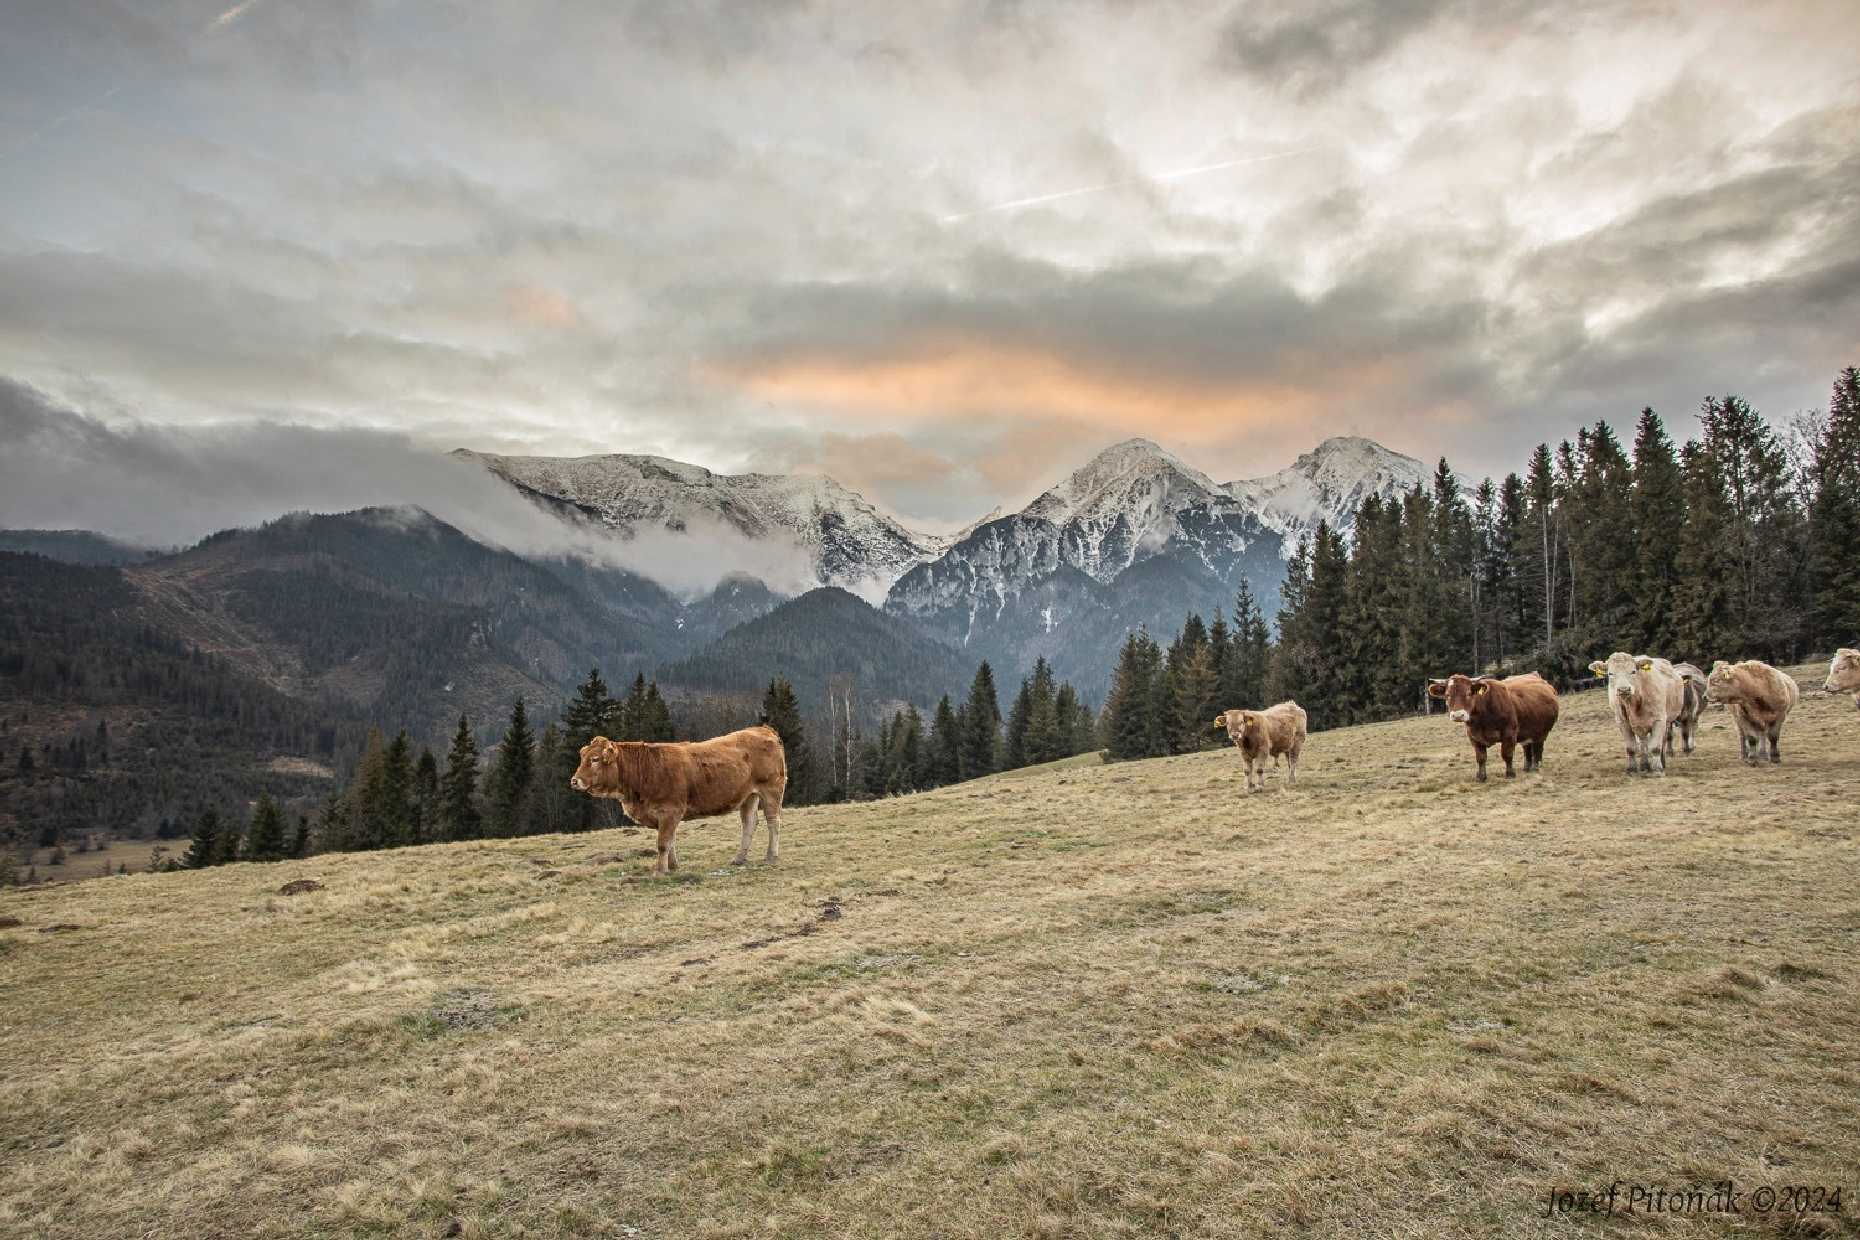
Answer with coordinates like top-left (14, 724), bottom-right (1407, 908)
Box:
top-left (1426, 673), bottom-right (1559, 782)
top-left (1212, 701), bottom-right (1306, 793)
top-left (1670, 662), bottom-right (1709, 755)
top-left (1706, 660), bottom-right (1800, 765)
top-left (1827, 649), bottom-right (1860, 710)
top-left (1590, 653), bottom-right (1685, 775)
top-left (570, 725), bottom-right (787, 875)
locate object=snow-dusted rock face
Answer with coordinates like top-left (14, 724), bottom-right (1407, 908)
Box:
top-left (1225, 436), bottom-right (1429, 554)
top-left (884, 439), bottom-right (1288, 689)
top-left (455, 449), bottom-right (939, 597)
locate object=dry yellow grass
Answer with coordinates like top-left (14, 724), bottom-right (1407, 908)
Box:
top-left (2, 667), bottom-right (1857, 1239)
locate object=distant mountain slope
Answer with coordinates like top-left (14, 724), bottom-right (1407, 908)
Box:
top-left (1226, 436), bottom-right (1429, 552)
top-left (456, 449), bottom-right (938, 598)
top-left (659, 587), bottom-right (975, 715)
top-left (126, 509), bottom-right (694, 737)
top-left (885, 439), bottom-right (1286, 697)
top-left (0, 529), bottom-right (158, 566)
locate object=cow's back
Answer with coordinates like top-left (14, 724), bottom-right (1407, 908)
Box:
top-left (1501, 674), bottom-right (1559, 741)
top-left (1261, 700), bottom-right (1306, 754)
top-left (676, 726), bottom-right (786, 818)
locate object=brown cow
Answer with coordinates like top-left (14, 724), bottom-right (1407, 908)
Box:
top-left (1426, 673), bottom-right (1559, 782)
top-left (571, 725), bottom-right (787, 875)
top-left (1211, 701), bottom-right (1306, 793)
top-left (1826, 648), bottom-right (1860, 710)
top-left (1705, 660), bottom-right (1800, 765)
top-left (1670, 661), bottom-right (1709, 755)
top-left (1589, 653), bottom-right (1684, 775)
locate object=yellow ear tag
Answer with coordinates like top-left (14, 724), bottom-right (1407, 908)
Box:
top-left (1637, 660), bottom-right (1652, 672)
top-left (1474, 682), bottom-right (1488, 695)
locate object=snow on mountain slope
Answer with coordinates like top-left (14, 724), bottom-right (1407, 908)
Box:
top-left (454, 449), bottom-right (939, 599)
top-left (885, 439), bottom-right (1286, 670)
top-left (1225, 436), bottom-right (1429, 554)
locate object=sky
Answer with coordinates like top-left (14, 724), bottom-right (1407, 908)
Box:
top-left (2, 0), bottom-right (1857, 539)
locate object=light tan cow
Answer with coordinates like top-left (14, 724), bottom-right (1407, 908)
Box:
top-left (1706, 660), bottom-right (1800, 764)
top-left (571, 725), bottom-right (787, 874)
top-left (1211, 701), bottom-right (1306, 793)
top-left (1669, 662), bottom-right (1709, 755)
top-left (1589, 653), bottom-right (1684, 775)
top-left (1826, 648), bottom-right (1860, 710)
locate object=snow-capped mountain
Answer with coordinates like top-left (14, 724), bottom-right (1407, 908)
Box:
top-left (452, 433), bottom-right (1428, 697)
top-left (1225, 436), bottom-right (1429, 554)
top-left (455, 449), bottom-right (939, 598)
top-left (883, 439), bottom-right (1287, 693)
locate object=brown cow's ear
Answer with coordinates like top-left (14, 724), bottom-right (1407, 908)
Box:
top-left (1426, 680), bottom-right (1446, 698)
top-left (1474, 682), bottom-right (1489, 695)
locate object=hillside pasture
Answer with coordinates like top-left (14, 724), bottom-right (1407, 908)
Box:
top-left (2, 667), bottom-right (1857, 1238)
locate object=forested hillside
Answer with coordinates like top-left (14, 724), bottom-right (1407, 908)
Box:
top-left (0, 553), bottom-right (370, 848)
top-left (659, 587), bottom-right (976, 714)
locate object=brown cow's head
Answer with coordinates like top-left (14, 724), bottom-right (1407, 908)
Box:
top-left (1590, 652), bottom-right (1649, 702)
top-left (1212, 710), bottom-right (1266, 749)
top-left (1427, 673), bottom-right (1490, 724)
top-left (570, 736), bottom-right (623, 797)
top-left (1825, 648), bottom-right (1860, 697)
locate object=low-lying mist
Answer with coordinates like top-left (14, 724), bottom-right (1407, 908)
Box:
top-left (0, 379), bottom-right (818, 599)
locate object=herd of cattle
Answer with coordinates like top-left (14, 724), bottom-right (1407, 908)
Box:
top-left (571, 649), bottom-right (1860, 873)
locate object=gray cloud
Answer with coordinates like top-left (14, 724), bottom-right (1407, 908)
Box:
top-left (1, 0), bottom-right (1856, 526)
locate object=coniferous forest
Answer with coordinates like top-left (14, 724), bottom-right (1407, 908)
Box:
top-left (3, 369), bottom-right (1856, 878)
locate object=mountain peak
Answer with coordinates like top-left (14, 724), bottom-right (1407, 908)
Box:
top-left (1225, 435), bottom-right (1426, 551)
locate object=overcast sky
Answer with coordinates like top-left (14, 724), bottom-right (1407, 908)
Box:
top-left (3, 0), bottom-right (1857, 535)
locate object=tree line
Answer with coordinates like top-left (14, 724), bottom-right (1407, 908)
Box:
top-left (1107, 368), bottom-right (1860, 747)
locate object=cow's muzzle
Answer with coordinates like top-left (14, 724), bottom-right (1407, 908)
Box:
top-left (569, 776), bottom-right (586, 791)
top-left (1448, 709), bottom-right (1469, 723)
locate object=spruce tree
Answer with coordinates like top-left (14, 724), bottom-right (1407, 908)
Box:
top-left (440, 715), bottom-right (482, 841)
top-left (289, 814), bottom-right (312, 858)
top-left (760, 678), bottom-right (811, 803)
top-left (484, 699), bottom-right (535, 838)
top-left (182, 808), bottom-right (222, 869)
top-left (640, 681), bottom-right (676, 741)
top-left (1025, 658), bottom-right (1061, 764)
top-left (560, 667), bottom-right (614, 830)
top-left (246, 794), bottom-right (286, 862)
top-left (378, 731), bottom-right (414, 848)
top-left (928, 694), bottom-right (961, 786)
top-left (1003, 677), bottom-right (1034, 770)
top-left (959, 662), bottom-right (1002, 778)
top-left (1808, 367), bottom-right (1860, 643)
top-left (1104, 631), bottom-right (1159, 760)
top-left (410, 747), bottom-right (440, 844)
top-left (1630, 408), bottom-right (1685, 651)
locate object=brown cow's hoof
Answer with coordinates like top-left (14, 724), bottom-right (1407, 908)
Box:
top-left (1475, 771), bottom-right (1487, 783)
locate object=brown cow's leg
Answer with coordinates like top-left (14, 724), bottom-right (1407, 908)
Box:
top-left (1473, 743), bottom-right (1488, 783)
top-left (1501, 738), bottom-right (1517, 778)
top-left (732, 794), bottom-right (757, 866)
top-left (761, 783), bottom-right (783, 863)
top-left (654, 819), bottom-right (679, 875)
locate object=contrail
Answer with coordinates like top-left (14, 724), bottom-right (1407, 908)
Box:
top-left (0, 0), bottom-right (272, 165)
top-left (941, 148), bottom-right (1315, 222)
top-left (210, 0), bottom-right (265, 30)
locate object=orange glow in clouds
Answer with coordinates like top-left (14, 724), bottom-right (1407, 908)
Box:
top-left (720, 342), bottom-right (1414, 444)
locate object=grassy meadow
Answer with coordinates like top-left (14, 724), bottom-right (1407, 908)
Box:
top-left (2, 666), bottom-right (1857, 1238)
